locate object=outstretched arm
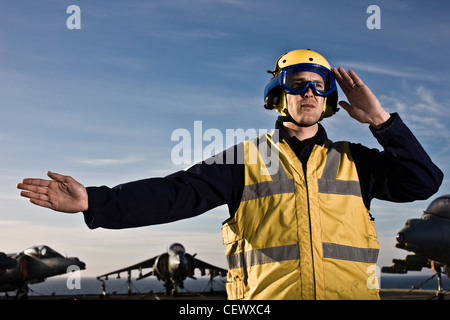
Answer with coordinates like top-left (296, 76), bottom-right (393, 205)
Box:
top-left (333, 67), bottom-right (390, 129)
top-left (17, 171), bottom-right (88, 213)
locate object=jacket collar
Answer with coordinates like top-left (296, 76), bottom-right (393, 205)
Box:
top-left (275, 120), bottom-right (329, 146)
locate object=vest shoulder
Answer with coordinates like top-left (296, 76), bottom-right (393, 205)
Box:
top-left (325, 140), bottom-right (352, 150)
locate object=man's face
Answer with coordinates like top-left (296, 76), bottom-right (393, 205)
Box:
top-left (285, 71), bottom-right (325, 127)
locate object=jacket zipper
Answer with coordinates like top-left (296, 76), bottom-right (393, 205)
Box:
top-left (303, 163), bottom-right (316, 300)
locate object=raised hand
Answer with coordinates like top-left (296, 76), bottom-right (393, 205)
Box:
top-left (333, 67), bottom-right (390, 129)
top-left (17, 171), bottom-right (88, 213)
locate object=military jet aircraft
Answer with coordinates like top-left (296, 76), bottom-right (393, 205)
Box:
top-left (0, 245), bottom-right (86, 298)
top-left (97, 243), bottom-right (227, 295)
top-left (382, 195), bottom-right (450, 299)
top-left (0, 253), bottom-right (17, 271)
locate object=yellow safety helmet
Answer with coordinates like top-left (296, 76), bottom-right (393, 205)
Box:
top-left (264, 49), bottom-right (338, 124)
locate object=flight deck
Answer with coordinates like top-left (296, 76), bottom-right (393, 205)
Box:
top-left (12, 288), bottom-right (447, 300)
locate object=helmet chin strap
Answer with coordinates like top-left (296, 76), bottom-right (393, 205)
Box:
top-left (278, 108), bottom-right (324, 128)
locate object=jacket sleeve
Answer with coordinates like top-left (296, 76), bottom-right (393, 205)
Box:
top-left (351, 113), bottom-right (444, 210)
top-left (82, 146), bottom-right (244, 229)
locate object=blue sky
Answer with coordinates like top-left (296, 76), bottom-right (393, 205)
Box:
top-left (1, 0), bottom-right (450, 279)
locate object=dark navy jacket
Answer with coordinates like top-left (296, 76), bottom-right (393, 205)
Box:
top-left (83, 113), bottom-right (443, 229)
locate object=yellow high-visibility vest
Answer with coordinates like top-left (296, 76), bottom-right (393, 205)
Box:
top-left (222, 132), bottom-right (380, 300)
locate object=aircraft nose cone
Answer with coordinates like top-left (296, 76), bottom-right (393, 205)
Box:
top-left (395, 217), bottom-right (441, 253)
top-left (396, 232), bottom-right (405, 244)
top-left (71, 258), bottom-right (86, 270)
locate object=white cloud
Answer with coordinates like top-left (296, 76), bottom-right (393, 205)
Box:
top-left (337, 61), bottom-right (437, 82)
top-left (378, 84), bottom-right (450, 139)
top-left (378, 94), bottom-right (407, 113)
top-left (73, 156), bottom-right (145, 166)
top-left (412, 86), bottom-right (446, 114)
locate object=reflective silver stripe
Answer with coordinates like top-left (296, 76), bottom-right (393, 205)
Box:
top-left (226, 243), bottom-right (378, 269)
top-left (318, 179), bottom-right (362, 197)
top-left (320, 143), bottom-right (342, 180)
top-left (322, 242), bottom-right (379, 263)
top-left (241, 179), bottom-right (295, 201)
top-left (226, 244), bottom-right (300, 270)
top-left (241, 135), bottom-right (294, 201)
top-left (318, 142), bottom-right (362, 197)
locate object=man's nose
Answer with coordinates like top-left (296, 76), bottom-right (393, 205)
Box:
top-left (301, 86), bottom-right (315, 98)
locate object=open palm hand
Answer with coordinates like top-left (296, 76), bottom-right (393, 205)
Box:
top-left (17, 171), bottom-right (88, 213)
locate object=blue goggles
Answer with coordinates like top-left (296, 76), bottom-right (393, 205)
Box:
top-left (264, 63), bottom-right (337, 98)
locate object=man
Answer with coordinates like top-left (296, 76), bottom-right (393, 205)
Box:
top-left (17, 49), bottom-right (443, 300)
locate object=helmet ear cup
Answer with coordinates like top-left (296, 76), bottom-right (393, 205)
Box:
top-left (322, 91), bottom-right (339, 118)
top-left (264, 86), bottom-right (283, 110)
